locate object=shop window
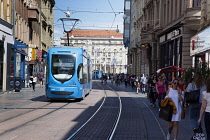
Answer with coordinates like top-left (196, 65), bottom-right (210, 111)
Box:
top-left (193, 0), bottom-right (201, 7)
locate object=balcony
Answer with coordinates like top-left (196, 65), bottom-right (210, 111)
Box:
top-left (182, 7), bottom-right (201, 30)
top-left (28, 8), bottom-right (39, 21)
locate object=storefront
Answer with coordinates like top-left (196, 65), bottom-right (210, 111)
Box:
top-left (159, 28), bottom-right (183, 68)
top-left (158, 27), bottom-right (183, 80)
top-left (12, 40), bottom-right (28, 88)
top-left (190, 26), bottom-right (210, 68)
top-left (0, 18), bottom-right (14, 91)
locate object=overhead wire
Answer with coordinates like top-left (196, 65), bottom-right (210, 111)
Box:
top-left (107, 0), bottom-right (118, 31)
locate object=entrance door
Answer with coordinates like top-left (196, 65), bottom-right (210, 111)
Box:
top-left (0, 41), bottom-right (4, 91)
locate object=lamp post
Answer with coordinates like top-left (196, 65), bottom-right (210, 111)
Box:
top-left (58, 18), bottom-right (80, 46)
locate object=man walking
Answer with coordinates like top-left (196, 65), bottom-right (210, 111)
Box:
top-left (140, 74), bottom-right (147, 94)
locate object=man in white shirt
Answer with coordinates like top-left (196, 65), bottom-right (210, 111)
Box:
top-left (140, 74), bottom-right (147, 94)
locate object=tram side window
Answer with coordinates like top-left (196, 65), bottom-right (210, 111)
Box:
top-left (78, 64), bottom-right (84, 84)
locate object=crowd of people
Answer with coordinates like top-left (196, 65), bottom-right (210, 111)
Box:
top-left (101, 72), bottom-right (210, 140)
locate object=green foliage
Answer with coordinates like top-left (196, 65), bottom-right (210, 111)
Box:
top-left (183, 62), bottom-right (210, 86)
top-left (183, 66), bottom-right (194, 86)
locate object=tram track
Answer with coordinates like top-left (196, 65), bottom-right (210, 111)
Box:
top-left (0, 102), bottom-right (71, 136)
top-left (0, 102), bottom-right (52, 123)
top-left (66, 82), bottom-right (122, 140)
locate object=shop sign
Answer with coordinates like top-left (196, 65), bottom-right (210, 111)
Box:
top-left (141, 34), bottom-right (152, 44)
top-left (159, 35), bottom-right (165, 43)
top-left (37, 50), bottom-right (42, 62)
top-left (171, 29), bottom-right (181, 38)
top-left (190, 26), bottom-right (210, 56)
top-left (31, 48), bottom-right (36, 60)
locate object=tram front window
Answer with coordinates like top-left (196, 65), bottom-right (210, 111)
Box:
top-left (52, 54), bottom-right (75, 82)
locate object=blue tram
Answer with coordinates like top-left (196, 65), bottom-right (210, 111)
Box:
top-left (45, 47), bottom-right (92, 100)
top-left (93, 69), bottom-right (104, 79)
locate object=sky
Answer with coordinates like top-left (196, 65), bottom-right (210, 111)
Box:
top-left (54, 0), bottom-right (124, 40)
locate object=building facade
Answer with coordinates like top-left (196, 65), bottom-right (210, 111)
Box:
top-left (0, 0), bottom-right (14, 91)
top-left (127, 0), bottom-right (203, 80)
top-left (0, 0), bottom-right (54, 92)
top-left (60, 30), bottom-right (128, 74)
top-left (189, 0), bottom-right (210, 68)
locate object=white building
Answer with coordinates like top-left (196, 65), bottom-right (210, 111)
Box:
top-left (60, 30), bottom-right (128, 74)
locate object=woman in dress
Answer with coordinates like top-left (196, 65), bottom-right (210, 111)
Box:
top-left (166, 79), bottom-right (183, 140)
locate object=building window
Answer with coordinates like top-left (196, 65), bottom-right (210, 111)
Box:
top-left (193, 0), bottom-right (201, 7)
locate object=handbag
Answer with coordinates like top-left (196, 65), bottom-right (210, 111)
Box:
top-left (152, 87), bottom-right (156, 92)
top-left (159, 105), bottom-right (173, 122)
top-left (191, 125), bottom-right (205, 140)
top-left (185, 83), bottom-right (200, 103)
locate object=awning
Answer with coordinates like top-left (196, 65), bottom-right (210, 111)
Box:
top-left (157, 66), bottom-right (185, 73)
top-left (27, 60), bottom-right (37, 65)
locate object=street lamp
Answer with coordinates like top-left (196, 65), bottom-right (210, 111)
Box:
top-left (123, 14), bottom-right (127, 20)
top-left (58, 18), bottom-right (80, 46)
top-left (116, 25), bottom-right (119, 33)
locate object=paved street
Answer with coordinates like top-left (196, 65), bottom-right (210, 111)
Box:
top-left (0, 80), bottom-right (206, 140)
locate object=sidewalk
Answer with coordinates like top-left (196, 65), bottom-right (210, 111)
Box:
top-left (0, 85), bottom-right (45, 113)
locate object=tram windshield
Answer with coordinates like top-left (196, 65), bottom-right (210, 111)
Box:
top-left (52, 54), bottom-right (75, 82)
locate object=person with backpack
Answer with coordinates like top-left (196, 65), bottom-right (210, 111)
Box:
top-left (186, 72), bottom-right (206, 133)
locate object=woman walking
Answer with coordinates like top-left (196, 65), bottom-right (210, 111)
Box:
top-left (186, 72), bottom-right (206, 133)
top-left (166, 79), bottom-right (183, 140)
top-left (198, 77), bottom-right (210, 140)
top-left (156, 75), bottom-right (167, 109)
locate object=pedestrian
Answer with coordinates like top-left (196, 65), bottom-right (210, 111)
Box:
top-left (136, 76), bottom-right (140, 94)
top-left (198, 77), bottom-right (210, 140)
top-left (110, 74), bottom-right (114, 84)
top-left (162, 73), bottom-right (169, 90)
top-left (39, 76), bottom-right (43, 88)
top-left (166, 79), bottom-right (183, 140)
top-left (29, 76), bottom-right (33, 88)
top-left (178, 77), bottom-right (185, 95)
top-left (147, 73), bottom-right (155, 94)
top-left (156, 75), bottom-right (167, 109)
top-left (140, 74), bottom-right (147, 94)
top-left (186, 72), bottom-right (206, 133)
top-left (32, 74), bottom-right (37, 91)
top-left (124, 74), bottom-right (128, 88)
top-left (130, 75), bottom-right (135, 89)
top-left (150, 75), bottom-right (157, 107)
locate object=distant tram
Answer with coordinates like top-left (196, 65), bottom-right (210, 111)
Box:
top-left (93, 69), bottom-right (104, 79)
top-left (45, 47), bottom-right (92, 100)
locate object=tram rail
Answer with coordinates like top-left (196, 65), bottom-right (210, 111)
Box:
top-left (66, 82), bottom-right (122, 140)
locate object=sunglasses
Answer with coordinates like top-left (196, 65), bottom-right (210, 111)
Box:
top-left (173, 82), bottom-right (179, 84)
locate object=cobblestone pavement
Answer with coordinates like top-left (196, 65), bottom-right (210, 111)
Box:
top-left (0, 80), bottom-right (207, 140)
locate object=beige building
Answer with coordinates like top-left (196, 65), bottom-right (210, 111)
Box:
top-left (0, 0), bottom-right (14, 91)
top-left (60, 30), bottom-right (128, 74)
top-left (201, 0), bottom-right (210, 29)
top-left (129, 0), bottom-right (202, 79)
top-left (0, 0), bottom-right (54, 92)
